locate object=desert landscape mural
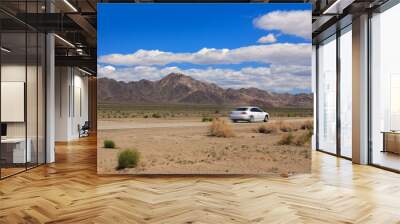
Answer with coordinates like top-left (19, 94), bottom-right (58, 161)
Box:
top-left (97, 3), bottom-right (312, 175)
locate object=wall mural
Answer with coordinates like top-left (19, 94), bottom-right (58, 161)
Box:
top-left (97, 3), bottom-right (313, 175)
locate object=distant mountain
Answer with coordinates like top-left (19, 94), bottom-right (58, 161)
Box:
top-left (98, 73), bottom-right (313, 108)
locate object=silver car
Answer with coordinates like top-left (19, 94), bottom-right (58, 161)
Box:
top-left (230, 106), bottom-right (269, 123)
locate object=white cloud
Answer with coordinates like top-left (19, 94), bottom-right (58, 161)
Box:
top-left (98, 43), bottom-right (311, 67)
top-left (98, 65), bottom-right (115, 75)
top-left (253, 10), bottom-right (311, 39)
top-left (257, 33), bottom-right (277, 44)
top-left (98, 64), bottom-right (311, 93)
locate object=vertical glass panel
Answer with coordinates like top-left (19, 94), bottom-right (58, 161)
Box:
top-left (38, 33), bottom-right (45, 165)
top-left (340, 27), bottom-right (352, 158)
top-left (27, 30), bottom-right (38, 169)
top-left (1, 31), bottom-right (27, 177)
top-left (317, 36), bottom-right (337, 154)
top-left (371, 4), bottom-right (400, 171)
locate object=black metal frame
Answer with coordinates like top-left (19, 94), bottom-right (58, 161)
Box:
top-left (367, 11), bottom-right (373, 166)
top-left (315, 44), bottom-right (319, 151)
top-left (336, 24), bottom-right (341, 158)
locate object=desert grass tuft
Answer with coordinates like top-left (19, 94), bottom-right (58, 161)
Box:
top-left (209, 118), bottom-right (235, 137)
top-left (300, 120), bottom-right (313, 130)
top-left (116, 149), bottom-right (140, 170)
top-left (103, 140), bottom-right (115, 149)
top-left (294, 129), bottom-right (313, 146)
top-left (152, 113), bottom-right (161, 118)
top-left (257, 124), bottom-right (277, 134)
top-left (202, 117), bottom-right (213, 122)
top-left (278, 121), bottom-right (298, 132)
top-left (277, 132), bottom-right (295, 145)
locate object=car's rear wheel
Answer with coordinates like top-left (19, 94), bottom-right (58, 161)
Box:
top-left (232, 120), bottom-right (238, 123)
top-left (264, 115), bottom-right (269, 122)
top-left (249, 116), bottom-right (255, 123)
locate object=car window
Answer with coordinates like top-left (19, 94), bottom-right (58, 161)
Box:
top-left (250, 108), bottom-right (259, 112)
top-left (235, 108), bottom-right (248, 111)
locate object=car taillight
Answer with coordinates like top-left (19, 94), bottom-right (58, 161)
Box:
top-left (241, 112), bottom-right (247, 115)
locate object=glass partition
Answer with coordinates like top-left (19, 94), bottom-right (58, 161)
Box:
top-left (27, 30), bottom-right (38, 169)
top-left (370, 4), bottom-right (400, 171)
top-left (0, 31), bottom-right (28, 177)
top-left (38, 32), bottom-right (45, 165)
top-left (339, 27), bottom-right (352, 158)
top-left (0, 2), bottom-right (46, 179)
top-left (317, 35), bottom-right (337, 154)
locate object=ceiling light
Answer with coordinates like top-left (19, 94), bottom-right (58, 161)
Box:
top-left (1, 47), bottom-right (11, 53)
top-left (63, 0), bottom-right (78, 12)
top-left (322, 0), bottom-right (355, 15)
top-left (78, 67), bottom-right (92, 76)
top-left (54, 34), bottom-right (75, 48)
top-left (323, 1), bottom-right (341, 14)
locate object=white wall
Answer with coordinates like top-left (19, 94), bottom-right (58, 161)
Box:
top-left (1, 63), bottom-right (46, 164)
top-left (55, 67), bottom-right (70, 141)
top-left (1, 65), bottom-right (26, 139)
top-left (55, 67), bottom-right (89, 141)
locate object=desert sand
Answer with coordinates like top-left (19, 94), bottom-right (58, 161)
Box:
top-left (97, 117), bottom-right (312, 175)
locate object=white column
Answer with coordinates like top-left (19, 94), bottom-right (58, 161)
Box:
top-left (55, 67), bottom-right (73, 141)
top-left (352, 14), bottom-right (369, 164)
top-left (46, 32), bottom-right (55, 163)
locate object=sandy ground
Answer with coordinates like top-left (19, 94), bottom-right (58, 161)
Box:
top-left (97, 117), bottom-right (311, 175)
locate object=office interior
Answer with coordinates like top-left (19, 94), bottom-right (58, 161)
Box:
top-left (313, 0), bottom-right (400, 172)
top-left (0, 0), bottom-right (97, 179)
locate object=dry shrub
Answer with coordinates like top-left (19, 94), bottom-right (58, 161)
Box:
top-left (257, 124), bottom-right (278, 134)
top-left (103, 140), bottom-right (115, 149)
top-left (300, 120), bottom-right (313, 130)
top-left (202, 117), bottom-right (213, 122)
top-left (116, 149), bottom-right (140, 170)
top-left (278, 121), bottom-right (298, 132)
top-left (294, 129), bottom-right (313, 146)
top-left (152, 113), bottom-right (161, 118)
top-left (277, 132), bottom-right (294, 145)
top-left (209, 118), bottom-right (235, 137)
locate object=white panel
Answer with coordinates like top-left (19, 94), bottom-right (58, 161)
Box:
top-left (1, 82), bottom-right (25, 122)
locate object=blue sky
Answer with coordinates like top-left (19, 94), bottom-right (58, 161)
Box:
top-left (98, 4), bottom-right (312, 93)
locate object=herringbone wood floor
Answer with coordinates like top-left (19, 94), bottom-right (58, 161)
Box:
top-left (1, 136), bottom-right (400, 224)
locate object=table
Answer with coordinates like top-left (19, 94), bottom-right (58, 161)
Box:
top-left (1, 138), bottom-right (31, 163)
top-left (382, 131), bottom-right (400, 154)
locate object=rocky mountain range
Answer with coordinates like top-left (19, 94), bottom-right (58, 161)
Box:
top-left (98, 73), bottom-right (313, 108)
